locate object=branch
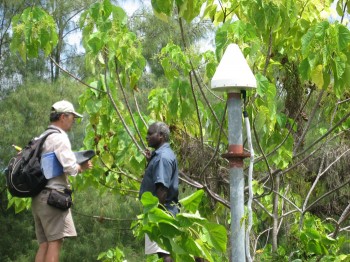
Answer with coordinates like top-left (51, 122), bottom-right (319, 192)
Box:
top-left (62, 26), bottom-right (80, 39)
top-left (272, 172), bottom-right (280, 251)
top-left (72, 209), bottom-right (137, 222)
top-left (115, 61), bottom-right (147, 149)
top-left (179, 171), bottom-right (230, 208)
top-left (103, 53), bottom-right (144, 154)
top-left (189, 70), bottom-right (204, 146)
top-left (254, 88), bottom-right (313, 164)
top-left (332, 202), bottom-right (350, 238)
top-left (305, 178), bottom-right (350, 213)
top-left (49, 56), bottom-right (106, 94)
top-left (196, 72), bottom-right (225, 102)
top-left (252, 119), bottom-right (273, 196)
top-left (60, 7), bottom-right (86, 38)
top-left (284, 128), bottom-right (348, 176)
top-left (98, 181), bottom-right (139, 195)
top-left (263, 28), bottom-right (273, 75)
top-left (294, 110), bottom-right (350, 158)
top-left (177, 16), bottom-right (204, 147)
top-left (340, 2), bottom-right (347, 24)
top-left (190, 62), bottom-right (227, 137)
top-left (97, 147), bottom-right (141, 183)
top-left (133, 90), bottom-right (148, 128)
top-left (261, 185), bottom-right (302, 213)
top-left (294, 89), bottom-right (325, 154)
top-left (337, 97), bottom-right (350, 106)
top-left (199, 103), bottom-right (227, 178)
top-left (338, 225), bottom-right (350, 233)
top-left (253, 199), bottom-right (273, 217)
top-left (253, 227), bottom-right (272, 258)
top-left (301, 154), bottom-right (326, 218)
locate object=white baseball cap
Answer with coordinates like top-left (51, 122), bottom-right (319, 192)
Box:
top-left (51, 100), bottom-right (83, 118)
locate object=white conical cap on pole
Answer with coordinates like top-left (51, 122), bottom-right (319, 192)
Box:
top-left (211, 44), bottom-right (257, 92)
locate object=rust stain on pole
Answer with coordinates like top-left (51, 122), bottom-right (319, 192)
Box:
top-left (222, 148), bottom-right (250, 168)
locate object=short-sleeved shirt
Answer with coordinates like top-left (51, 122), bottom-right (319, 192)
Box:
top-left (40, 125), bottom-right (79, 191)
top-left (139, 143), bottom-right (179, 215)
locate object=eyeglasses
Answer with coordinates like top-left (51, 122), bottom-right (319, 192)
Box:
top-left (64, 113), bottom-right (78, 119)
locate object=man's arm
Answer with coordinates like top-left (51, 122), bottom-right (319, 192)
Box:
top-left (155, 183), bottom-right (168, 205)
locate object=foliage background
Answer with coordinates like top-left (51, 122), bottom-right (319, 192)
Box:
top-left (1, 0), bottom-right (350, 261)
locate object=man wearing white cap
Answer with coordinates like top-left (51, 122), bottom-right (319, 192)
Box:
top-left (32, 100), bottom-right (92, 262)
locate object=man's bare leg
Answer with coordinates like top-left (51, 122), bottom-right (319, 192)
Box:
top-left (35, 242), bottom-right (48, 262)
top-left (45, 239), bottom-right (63, 262)
top-left (158, 252), bottom-right (173, 262)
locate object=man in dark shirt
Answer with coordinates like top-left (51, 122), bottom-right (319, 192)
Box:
top-left (139, 122), bottom-right (179, 262)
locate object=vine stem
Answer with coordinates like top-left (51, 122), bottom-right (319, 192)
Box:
top-left (190, 61), bottom-right (227, 138)
top-left (189, 70), bottom-right (204, 146)
top-left (103, 53), bottom-right (144, 154)
top-left (115, 61), bottom-right (147, 149)
top-left (133, 90), bottom-right (148, 128)
top-left (199, 103), bottom-right (227, 178)
top-left (253, 88), bottom-right (313, 165)
top-left (177, 14), bottom-right (204, 147)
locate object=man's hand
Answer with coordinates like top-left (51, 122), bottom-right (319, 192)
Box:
top-left (145, 149), bottom-right (152, 162)
top-left (78, 160), bottom-right (93, 173)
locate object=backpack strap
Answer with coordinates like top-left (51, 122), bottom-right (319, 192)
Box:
top-left (30, 128), bottom-right (61, 164)
top-left (46, 126), bottom-right (62, 133)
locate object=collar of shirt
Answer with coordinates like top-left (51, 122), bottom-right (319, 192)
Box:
top-left (48, 124), bottom-right (68, 137)
top-left (154, 143), bottom-right (170, 155)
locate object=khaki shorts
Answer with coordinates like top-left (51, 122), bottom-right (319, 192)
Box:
top-left (32, 190), bottom-right (77, 243)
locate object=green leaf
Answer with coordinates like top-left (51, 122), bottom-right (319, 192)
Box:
top-left (89, 2), bottom-right (101, 21)
top-left (10, 7), bottom-right (58, 61)
top-left (310, 65), bottom-right (324, 88)
top-left (152, 0), bottom-right (173, 19)
top-left (177, 212), bottom-right (206, 227)
top-left (140, 192), bottom-right (159, 213)
top-left (113, 5), bottom-right (127, 21)
top-left (256, 73), bottom-right (269, 97)
top-left (158, 222), bottom-right (182, 238)
top-left (321, 235), bottom-right (336, 245)
top-left (147, 209), bottom-right (178, 231)
top-left (202, 222), bottom-right (227, 252)
top-left (337, 25), bottom-right (350, 52)
top-left (323, 70), bottom-right (330, 89)
top-left (332, 55), bottom-right (346, 79)
top-left (314, 21), bottom-right (329, 39)
top-left (177, 0), bottom-right (206, 23)
top-left (87, 34), bottom-right (103, 55)
top-left (179, 190), bottom-right (204, 213)
top-left (299, 58), bottom-right (310, 80)
top-left (264, 2), bottom-right (280, 29)
top-left (307, 240), bottom-right (323, 255)
top-left (301, 27), bottom-right (315, 56)
top-left (180, 237), bottom-right (205, 258)
top-left (336, 0), bottom-right (344, 16)
top-left (304, 228), bottom-right (321, 240)
top-left (102, 0), bottom-right (113, 20)
top-left (100, 151), bottom-right (114, 169)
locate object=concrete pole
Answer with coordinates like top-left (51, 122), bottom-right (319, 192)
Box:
top-left (223, 92), bottom-right (248, 262)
